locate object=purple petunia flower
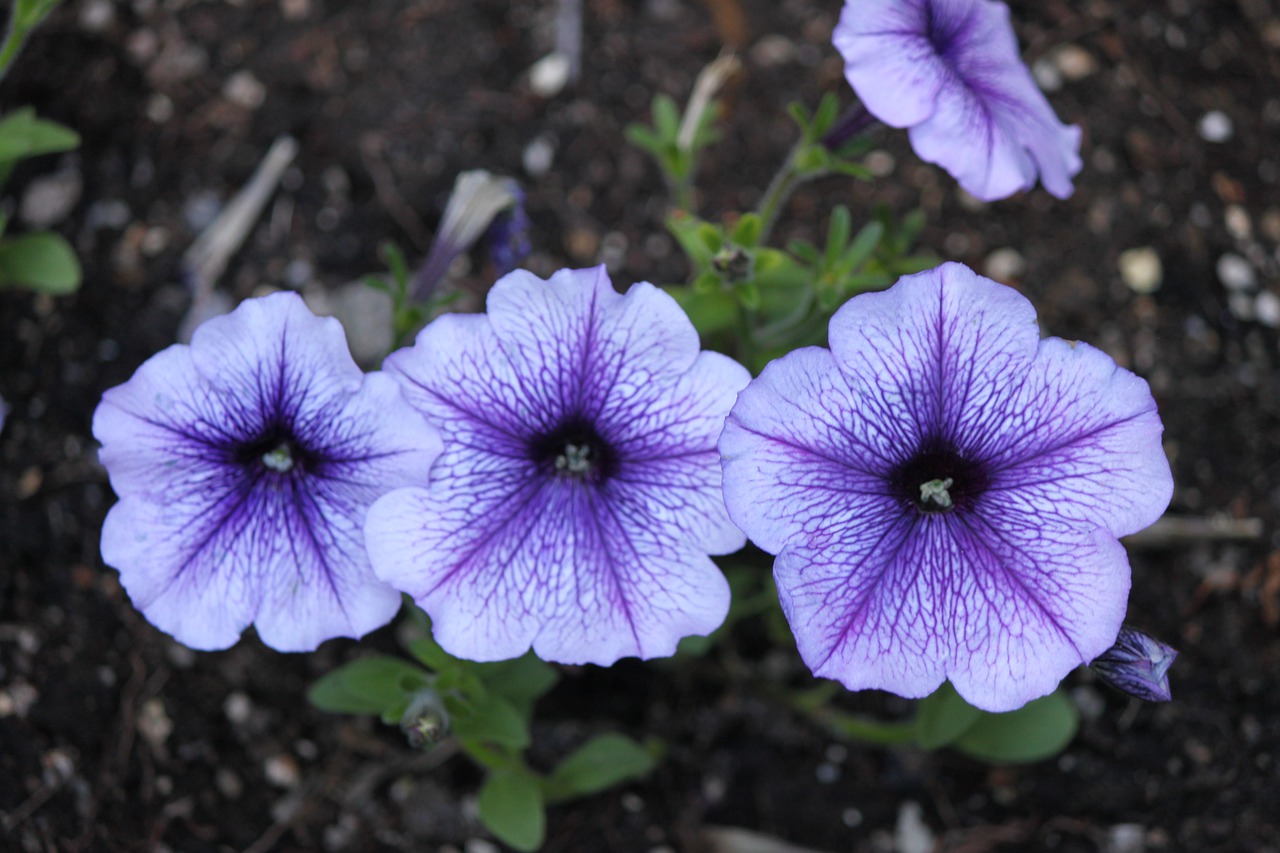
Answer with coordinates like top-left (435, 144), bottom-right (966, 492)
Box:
top-left (719, 263), bottom-right (1172, 712)
top-left (833, 0), bottom-right (1082, 201)
top-left (1090, 626), bottom-right (1178, 702)
top-left (365, 266), bottom-right (750, 665)
top-left (94, 292), bottom-right (442, 652)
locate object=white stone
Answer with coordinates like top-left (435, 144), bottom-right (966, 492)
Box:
top-left (1118, 247), bottom-right (1162, 294)
top-left (528, 52), bottom-right (571, 98)
top-left (1197, 110), bottom-right (1233, 143)
top-left (1216, 253), bottom-right (1256, 291)
top-left (1254, 291), bottom-right (1280, 327)
top-left (894, 801), bottom-right (935, 853)
top-left (19, 168), bottom-right (83, 228)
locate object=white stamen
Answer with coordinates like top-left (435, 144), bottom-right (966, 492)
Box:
top-left (555, 443), bottom-right (591, 475)
top-left (919, 477), bottom-right (954, 508)
top-left (262, 443), bottom-right (294, 473)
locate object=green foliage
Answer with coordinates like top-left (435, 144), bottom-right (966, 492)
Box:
top-left (308, 608), bottom-right (658, 850)
top-left (543, 733), bottom-right (660, 803)
top-left (1, 1), bottom-right (67, 83)
top-left (0, 230), bottom-right (80, 294)
top-left (951, 689), bottom-right (1079, 764)
top-left (625, 90), bottom-right (723, 211)
top-left (478, 770), bottom-right (545, 852)
top-left (307, 656), bottom-right (431, 716)
top-left (913, 681), bottom-right (984, 749)
top-left (362, 241), bottom-right (463, 347)
top-left (0, 108), bottom-right (82, 295)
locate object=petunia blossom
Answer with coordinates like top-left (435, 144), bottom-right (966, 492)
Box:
top-left (833, 0), bottom-right (1082, 201)
top-left (94, 292), bottom-right (442, 652)
top-left (365, 266), bottom-right (750, 665)
top-left (719, 263), bottom-right (1172, 712)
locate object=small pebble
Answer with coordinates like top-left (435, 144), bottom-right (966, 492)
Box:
top-left (894, 801), bottom-right (935, 853)
top-left (523, 135), bottom-right (556, 177)
top-left (1118, 247), bottom-right (1162, 294)
top-left (815, 762), bottom-right (840, 783)
top-left (281, 0), bottom-right (311, 19)
top-left (1254, 291), bottom-right (1280, 327)
top-left (80, 0), bottom-right (116, 32)
top-left (223, 690), bottom-right (253, 725)
top-left (751, 34), bottom-right (797, 67)
top-left (20, 168), bottom-right (83, 228)
top-left (223, 71), bottom-right (267, 109)
top-left (1216, 252), bottom-right (1256, 291)
top-left (1053, 44), bottom-right (1098, 81)
top-left (264, 753), bottom-right (301, 788)
top-left (865, 150), bottom-right (895, 178)
top-left (1229, 292), bottom-right (1255, 321)
top-left (1031, 57), bottom-right (1062, 92)
top-left (1197, 110), bottom-right (1233, 143)
top-left (464, 841), bottom-right (499, 853)
top-left (984, 247), bottom-right (1026, 282)
top-left (1224, 204), bottom-right (1251, 240)
top-left (528, 52), bottom-right (571, 98)
top-left (1106, 823), bottom-right (1147, 853)
top-left (216, 768), bottom-right (244, 799)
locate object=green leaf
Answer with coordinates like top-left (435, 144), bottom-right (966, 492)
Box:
top-left (666, 284), bottom-right (738, 337)
top-left (478, 770), bottom-right (545, 852)
top-left (953, 689), bottom-right (1079, 764)
top-left (730, 213), bottom-right (763, 248)
top-left (306, 656), bottom-right (431, 716)
top-left (623, 123), bottom-right (663, 157)
top-left (823, 206), bottom-right (852, 270)
top-left (405, 636), bottom-right (454, 672)
top-left (914, 681), bottom-right (982, 750)
top-left (450, 693), bottom-right (530, 749)
top-left (0, 108), bottom-right (80, 165)
top-left (0, 231), bottom-right (80, 294)
top-left (544, 733), bottom-right (659, 803)
top-left (474, 653), bottom-right (560, 714)
top-left (838, 220), bottom-right (885, 274)
top-left (652, 94), bottom-right (681, 142)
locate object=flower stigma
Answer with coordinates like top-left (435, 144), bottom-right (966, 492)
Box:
top-left (919, 477), bottom-right (954, 509)
top-left (555, 442), bottom-right (592, 476)
top-left (261, 442), bottom-right (295, 473)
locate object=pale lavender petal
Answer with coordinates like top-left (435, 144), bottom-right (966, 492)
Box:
top-left (94, 292), bottom-right (441, 651)
top-left (723, 263), bottom-right (1171, 711)
top-left (776, 506), bottom-right (1129, 712)
top-left (833, 0), bottom-right (946, 128)
top-left (834, 0), bottom-right (1081, 200)
top-left (373, 266), bottom-right (747, 664)
top-left (720, 347), bottom-right (897, 555)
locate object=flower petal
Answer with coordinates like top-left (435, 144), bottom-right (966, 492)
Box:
top-left (375, 266), bottom-right (746, 664)
top-left (720, 346), bottom-right (898, 555)
top-left (95, 293), bottom-right (440, 651)
top-left (776, 505), bottom-right (1130, 712)
top-left (834, 0), bottom-right (946, 128)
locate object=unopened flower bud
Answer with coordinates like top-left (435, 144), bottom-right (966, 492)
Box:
top-left (1090, 626), bottom-right (1178, 702)
top-left (399, 689), bottom-right (449, 748)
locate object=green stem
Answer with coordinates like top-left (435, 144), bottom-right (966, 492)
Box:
top-left (809, 706), bottom-right (918, 746)
top-left (0, 0), bottom-right (60, 84)
top-left (754, 145), bottom-right (802, 244)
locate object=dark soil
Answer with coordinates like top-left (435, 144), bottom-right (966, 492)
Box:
top-left (3, 1), bottom-right (1279, 851)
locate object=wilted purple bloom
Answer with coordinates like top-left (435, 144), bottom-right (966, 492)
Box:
top-left (366, 266), bottom-right (750, 665)
top-left (412, 169), bottom-right (525, 301)
top-left (833, 0), bottom-right (1082, 201)
top-left (94, 292), bottom-right (442, 651)
top-left (484, 187), bottom-right (532, 277)
top-left (1090, 626), bottom-right (1177, 702)
top-left (719, 263), bottom-right (1172, 712)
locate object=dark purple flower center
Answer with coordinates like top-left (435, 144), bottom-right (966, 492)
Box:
top-left (234, 425), bottom-right (314, 477)
top-left (922, 2), bottom-right (966, 63)
top-left (891, 442), bottom-right (989, 514)
top-left (529, 416), bottom-right (616, 484)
